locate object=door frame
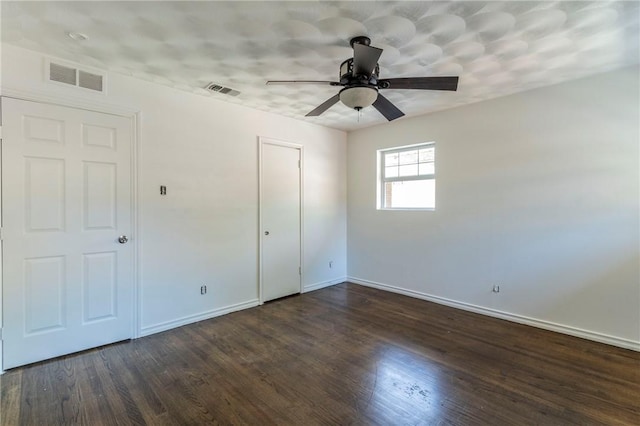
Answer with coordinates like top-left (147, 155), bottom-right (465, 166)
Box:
top-left (257, 136), bottom-right (304, 304)
top-left (0, 89), bottom-right (141, 373)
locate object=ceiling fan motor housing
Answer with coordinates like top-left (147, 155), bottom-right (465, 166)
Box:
top-left (339, 58), bottom-right (379, 86)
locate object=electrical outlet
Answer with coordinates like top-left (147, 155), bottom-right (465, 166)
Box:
top-left (492, 285), bottom-right (500, 293)
top-left (200, 285), bottom-right (207, 295)
top-left (329, 261), bottom-right (333, 269)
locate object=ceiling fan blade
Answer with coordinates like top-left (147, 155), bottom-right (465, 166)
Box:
top-left (306, 94), bottom-right (341, 117)
top-left (379, 76), bottom-right (459, 91)
top-left (266, 80), bottom-right (341, 86)
top-left (373, 94), bottom-right (405, 121)
top-left (352, 43), bottom-right (383, 77)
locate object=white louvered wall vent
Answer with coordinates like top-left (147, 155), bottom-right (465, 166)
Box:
top-left (47, 61), bottom-right (106, 93)
top-left (204, 82), bottom-right (240, 97)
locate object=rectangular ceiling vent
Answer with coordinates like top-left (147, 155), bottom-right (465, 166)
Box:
top-left (205, 82), bottom-right (240, 97)
top-left (47, 61), bottom-right (105, 93)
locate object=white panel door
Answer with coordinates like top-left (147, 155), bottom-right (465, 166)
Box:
top-left (261, 141), bottom-right (301, 302)
top-left (2, 97), bottom-right (133, 369)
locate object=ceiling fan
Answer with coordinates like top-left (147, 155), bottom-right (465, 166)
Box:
top-left (266, 36), bottom-right (459, 121)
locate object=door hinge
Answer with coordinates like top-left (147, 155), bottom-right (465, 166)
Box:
top-left (0, 228), bottom-right (3, 241)
top-left (298, 266), bottom-right (301, 275)
top-left (0, 328), bottom-right (3, 340)
top-left (298, 160), bottom-right (300, 168)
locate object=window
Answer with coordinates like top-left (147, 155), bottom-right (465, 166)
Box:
top-left (378, 143), bottom-right (435, 210)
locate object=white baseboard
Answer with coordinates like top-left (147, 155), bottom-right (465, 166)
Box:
top-left (303, 277), bottom-right (346, 293)
top-left (139, 299), bottom-right (260, 337)
top-left (348, 277), bottom-right (640, 352)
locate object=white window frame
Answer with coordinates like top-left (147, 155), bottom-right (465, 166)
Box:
top-left (377, 142), bottom-right (436, 211)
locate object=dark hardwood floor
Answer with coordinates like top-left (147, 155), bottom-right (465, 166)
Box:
top-left (1, 283), bottom-right (639, 425)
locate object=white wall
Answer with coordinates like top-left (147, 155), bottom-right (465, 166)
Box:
top-left (1, 45), bottom-right (347, 338)
top-left (2, 44), bottom-right (637, 357)
top-left (347, 67), bottom-right (640, 349)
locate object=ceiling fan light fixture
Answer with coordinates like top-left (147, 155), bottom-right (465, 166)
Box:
top-left (339, 86), bottom-right (378, 110)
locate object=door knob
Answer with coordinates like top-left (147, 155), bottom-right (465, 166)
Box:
top-left (264, 231), bottom-right (270, 236)
top-left (118, 235), bottom-right (129, 244)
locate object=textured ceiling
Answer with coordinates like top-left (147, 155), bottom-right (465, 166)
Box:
top-left (2, 1), bottom-right (639, 131)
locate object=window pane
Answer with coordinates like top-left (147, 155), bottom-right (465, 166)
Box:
top-left (385, 166), bottom-right (398, 178)
top-left (399, 150), bottom-right (418, 165)
top-left (378, 143), bottom-right (436, 210)
top-left (399, 164), bottom-right (418, 177)
top-left (384, 179), bottom-right (435, 209)
top-left (419, 147), bottom-right (434, 162)
top-left (419, 163), bottom-right (435, 175)
top-left (385, 152), bottom-right (399, 166)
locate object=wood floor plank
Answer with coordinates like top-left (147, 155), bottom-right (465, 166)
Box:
top-left (1, 283), bottom-right (638, 425)
top-left (0, 370), bottom-right (22, 426)
top-left (77, 354), bottom-right (120, 426)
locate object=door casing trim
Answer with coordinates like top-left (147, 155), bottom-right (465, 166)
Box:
top-left (257, 136), bottom-right (304, 304)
